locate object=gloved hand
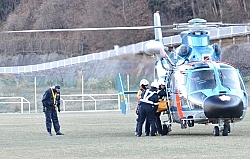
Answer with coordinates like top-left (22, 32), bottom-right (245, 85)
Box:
top-left (54, 104), bottom-right (58, 111)
top-left (135, 105), bottom-right (139, 115)
top-left (57, 105), bottom-right (60, 113)
top-left (43, 106), bottom-right (46, 112)
top-left (150, 105), bottom-right (155, 112)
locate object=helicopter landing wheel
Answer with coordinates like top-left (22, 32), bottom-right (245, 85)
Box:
top-left (162, 124), bottom-right (171, 135)
top-left (228, 123), bottom-right (231, 133)
top-left (222, 123), bottom-right (230, 136)
top-left (213, 126), bottom-right (219, 136)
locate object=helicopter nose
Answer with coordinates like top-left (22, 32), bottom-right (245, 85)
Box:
top-left (203, 95), bottom-right (243, 118)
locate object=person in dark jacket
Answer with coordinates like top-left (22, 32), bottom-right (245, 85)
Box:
top-left (42, 84), bottom-right (64, 136)
top-left (137, 80), bottom-right (159, 137)
top-left (135, 79), bottom-right (150, 136)
top-left (155, 79), bottom-right (167, 136)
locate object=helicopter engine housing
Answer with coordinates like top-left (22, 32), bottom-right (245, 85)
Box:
top-left (178, 44), bottom-right (191, 58)
top-left (144, 41), bottom-right (164, 55)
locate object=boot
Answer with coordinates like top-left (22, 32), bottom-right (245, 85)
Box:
top-left (47, 132), bottom-right (52, 136)
top-left (56, 131), bottom-right (64, 135)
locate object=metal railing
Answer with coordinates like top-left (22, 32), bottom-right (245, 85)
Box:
top-left (0, 97), bottom-right (30, 113)
top-left (60, 94), bottom-right (120, 112)
top-left (0, 26), bottom-right (249, 74)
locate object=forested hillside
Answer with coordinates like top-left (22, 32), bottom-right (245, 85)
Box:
top-left (0, 0), bottom-right (250, 55)
top-left (0, 0), bottom-right (20, 21)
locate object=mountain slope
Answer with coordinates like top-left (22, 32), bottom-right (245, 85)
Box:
top-left (1, 0), bottom-right (250, 56)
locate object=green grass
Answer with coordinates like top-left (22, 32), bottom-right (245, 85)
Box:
top-left (1, 110), bottom-right (250, 159)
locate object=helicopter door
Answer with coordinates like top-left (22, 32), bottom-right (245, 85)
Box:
top-left (170, 72), bottom-right (190, 115)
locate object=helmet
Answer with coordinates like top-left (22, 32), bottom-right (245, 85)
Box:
top-left (54, 84), bottom-right (60, 89)
top-left (150, 81), bottom-right (158, 88)
top-left (158, 79), bottom-right (165, 86)
top-left (140, 79), bottom-right (149, 86)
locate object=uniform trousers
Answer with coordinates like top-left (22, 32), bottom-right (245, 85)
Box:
top-left (45, 109), bottom-right (60, 133)
top-left (137, 105), bottom-right (156, 136)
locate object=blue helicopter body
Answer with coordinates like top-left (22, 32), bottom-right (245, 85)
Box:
top-left (144, 12), bottom-right (248, 136)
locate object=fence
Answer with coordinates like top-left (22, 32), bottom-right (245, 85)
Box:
top-left (60, 94), bottom-right (120, 112)
top-left (0, 26), bottom-right (249, 74)
top-left (0, 93), bottom-right (122, 113)
top-left (0, 73), bottom-right (143, 113)
top-left (0, 97), bottom-right (30, 113)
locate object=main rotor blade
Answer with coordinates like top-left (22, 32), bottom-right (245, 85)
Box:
top-left (174, 24), bottom-right (221, 29)
top-left (161, 28), bottom-right (187, 33)
top-left (1, 25), bottom-right (174, 33)
top-left (220, 23), bottom-right (250, 27)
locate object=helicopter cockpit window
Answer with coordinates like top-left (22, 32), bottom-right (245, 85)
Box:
top-left (218, 69), bottom-right (241, 90)
top-left (190, 70), bottom-right (216, 92)
top-left (187, 35), bottom-right (209, 47)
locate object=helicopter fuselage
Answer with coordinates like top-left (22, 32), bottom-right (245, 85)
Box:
top-left (166, 61), bottom-right (248, 125)
top-left (143, 11), bottom-right (249, 136)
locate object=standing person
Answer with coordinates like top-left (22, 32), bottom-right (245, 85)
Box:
top-left (155, 79), bottom-right (167, 136)
top-left (137, 80), bottom-right (159, 137)
top-left (42, 84), bottom-right (64, 136)
top-left (135, 79), bottom-right (150, 136)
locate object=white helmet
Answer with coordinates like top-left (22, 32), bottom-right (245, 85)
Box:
top-left (150, 81), bottom-right (158, 88)
top-left (158, 79), bottom-right (165, 86)
top-left (140, 79), bottom-right (149, 86)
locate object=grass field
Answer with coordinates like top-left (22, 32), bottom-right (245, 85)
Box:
top-left (1, 110), bottom-right (250, 159)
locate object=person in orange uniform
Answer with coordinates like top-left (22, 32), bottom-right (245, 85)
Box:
top-left (134, 79), bottom-right (150, 136)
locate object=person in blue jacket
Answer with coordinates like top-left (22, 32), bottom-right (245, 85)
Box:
top-left (137, 80), bottom-right (159, 137)
top-left (42, 84), bottom-right (64, 136)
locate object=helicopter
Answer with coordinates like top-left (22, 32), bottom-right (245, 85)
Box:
top-left (142, 11), bottom-right (248, 136)
top-left (1, 11), bottom-right (248, 136)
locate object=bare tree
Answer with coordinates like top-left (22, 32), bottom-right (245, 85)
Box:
top-left (218, 0), bottom-right (223, 20)
top-left (122, 0), bottom-right (127, 23)
top-left (1, 0), bottom-right (250, 57)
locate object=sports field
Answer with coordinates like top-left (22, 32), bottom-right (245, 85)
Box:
top-left (1, 110), bottom-right (250, 159)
